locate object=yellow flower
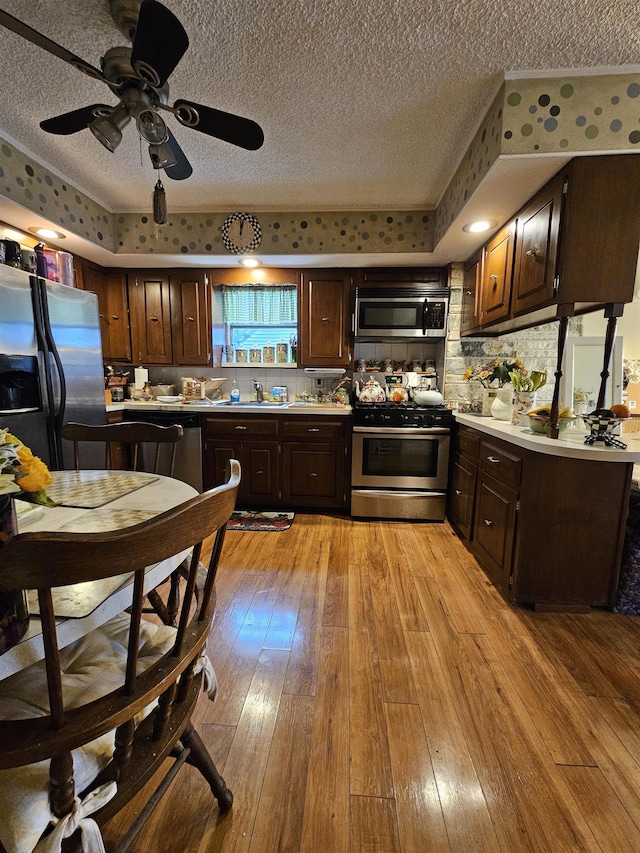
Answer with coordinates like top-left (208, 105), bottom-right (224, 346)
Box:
top-left (0, 428), bottom-right (55, 504)
top-left (15, 453), bottom-right (52, 493)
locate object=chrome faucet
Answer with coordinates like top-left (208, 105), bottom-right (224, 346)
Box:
top-left (252, 379), bottom-right (264, 402)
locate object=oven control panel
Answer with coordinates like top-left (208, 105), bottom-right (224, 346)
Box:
top-left (353, 405), bottom-right (453, 429)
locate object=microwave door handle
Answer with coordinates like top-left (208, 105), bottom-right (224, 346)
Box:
top-left (422, 299), bottom-right (428, 336)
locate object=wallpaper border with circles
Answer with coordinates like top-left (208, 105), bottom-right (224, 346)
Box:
top-left (1, 71), bottom-right (639, 259)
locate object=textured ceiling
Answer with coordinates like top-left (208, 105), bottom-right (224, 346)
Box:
top-left (0, 0), bottom-right (638, 218)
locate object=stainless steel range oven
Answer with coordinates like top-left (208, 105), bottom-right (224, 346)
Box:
top-left (351, 403), bottom-right (452, 520)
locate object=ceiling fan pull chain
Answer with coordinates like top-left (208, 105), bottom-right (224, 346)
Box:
top-left (153, 179), bottom-right (168, 229)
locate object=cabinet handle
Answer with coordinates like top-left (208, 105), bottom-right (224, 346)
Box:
top-left (235, 425), bottom-right (247, 430)
top-left (310, 472), bottom-right (318, 477)
top-left (321, 316), bottom-right (330, 321)
top-left (465, 290), bottom-right (473, 296)
top-left (486, 456), bottom-right (500, 463)
top-left (308, 428), bottom-right (321, 433)
top-left (256, 469), bottom-right (264, 475)
top-left (150, 316), bottom-right (159, 322)
top-left (489, 274), bottom-right (498, 281)
top-left (484, 519), bottom-right (493, 526)
top-left (455, 489), bottom-right (463, 495)
top-left (187, 316), bottom-right (195, 322)
top-left (526, 247), bottom-right (538, 256)
top-left (111, 315), bottom-right (119, 320)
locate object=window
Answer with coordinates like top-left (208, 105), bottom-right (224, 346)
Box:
top-left (222, 284), bottom-right (297, 353)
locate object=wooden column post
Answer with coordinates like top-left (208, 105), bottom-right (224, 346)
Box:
top-left (596, 303), bottom-right (625, 410)
top-left (548, 311), bottom-right (571, 439)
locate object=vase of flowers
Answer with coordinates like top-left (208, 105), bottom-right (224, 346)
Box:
top-left (463, 357), bottom-right (525, 417)
top-left (0, 429), bottom-right (54, 653)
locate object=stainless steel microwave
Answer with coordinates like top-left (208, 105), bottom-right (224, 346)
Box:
top-left (354, 287), bottom-right (449, 339)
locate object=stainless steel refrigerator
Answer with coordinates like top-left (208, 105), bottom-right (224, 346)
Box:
top-left (0, 265), bottom-right (106, 470)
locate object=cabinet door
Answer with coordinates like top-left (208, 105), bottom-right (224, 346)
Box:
top-left (448, 454), bottom-right (477, 540)
top-left (84, 266), bottom-right (131, 362)
top-left (282, 443), bottom-right (346, 508)
top-left (511, 174), bottom-right (563, 316)
top-left (473, 471), bottom-right (517, 592)
top-left (129, 270), bottom-right (172, 364)
top-left (203, 441), bottom-right (239, 490)
top-left (244, 442), bottom-right (280, 504)
top-left (170, 270), bottom-right (211, 365)
top-left (299, 270), bottom-right (352, 367)
top-left (461, 252), bottom-right (482, 333)
top-left (479, 222), bottom-right (515, 326)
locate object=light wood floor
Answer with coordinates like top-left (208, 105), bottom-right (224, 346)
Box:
top-left (103, 513), bottom-right (640, 852)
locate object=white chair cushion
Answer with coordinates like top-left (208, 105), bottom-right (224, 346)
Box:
top-left (0, 614), bottom-right (178, 853)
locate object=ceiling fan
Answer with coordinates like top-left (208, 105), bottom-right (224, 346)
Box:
top-left (0, 0), bottom-right (265, 181)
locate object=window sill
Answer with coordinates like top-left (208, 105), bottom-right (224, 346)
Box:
top-left (222, 362), bottom-right (299, 369)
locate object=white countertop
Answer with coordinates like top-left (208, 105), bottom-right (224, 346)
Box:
top-left (119, 400), bottom-right (352, 415)
top-left (455, 412), bottom-right (640, 465)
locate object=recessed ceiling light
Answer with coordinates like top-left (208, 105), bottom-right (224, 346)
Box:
top-left (28, 227), bottom-right (66, 240)
top-left (239, 257), bottom-right (260, 268)
top-left (3, 228), bottom-right (27, 242)
top-left (462, 219), bottom-right (498, 234)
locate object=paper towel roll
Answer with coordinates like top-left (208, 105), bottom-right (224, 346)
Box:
top-left (134, 367), bottom-right (148, 389)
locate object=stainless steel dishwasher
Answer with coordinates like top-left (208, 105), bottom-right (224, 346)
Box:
top-left (123, 409), bottom-right (203, 492)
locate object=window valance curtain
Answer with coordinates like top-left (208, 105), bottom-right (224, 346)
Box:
top-left (222, 285), bottom-right (297, 324)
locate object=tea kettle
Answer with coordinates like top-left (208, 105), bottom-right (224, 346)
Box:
top-left (354, 375), bottom-right (386, 403)
top-left (410, 375), bottom-right (443, 406)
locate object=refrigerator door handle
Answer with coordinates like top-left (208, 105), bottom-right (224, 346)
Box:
top-left (36, 277), bottom-right (67, 468)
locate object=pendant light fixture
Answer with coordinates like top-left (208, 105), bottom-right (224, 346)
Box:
top-left (152, 179), bottom-right (168, 226)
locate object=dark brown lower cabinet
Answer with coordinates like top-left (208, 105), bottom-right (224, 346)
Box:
top-left (449, 424), bottom-right (633, 610)
top-left (203, 413), bottom-right (351, 510)
top-left (473, 470), bottom-right (517, 592)
top-left (203, 416), bottom-right (280, 507)
top-left (449, 452), bottom-right (477, 541)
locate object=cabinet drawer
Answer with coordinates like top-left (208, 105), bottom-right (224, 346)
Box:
top-left (204, 416), bottom-right (279, 440)
top-left (282, 419), bottom-right (347, 441)
top-left (457, 426), bottom-right (479, 461)
top-left (478, 439), bottom-right (522, 489)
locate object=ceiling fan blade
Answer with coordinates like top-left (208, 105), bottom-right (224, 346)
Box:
top-left (130, 0), bottom-right (189, 88)
top-left (173, 100), bottom-right (264, 151)
top-left (0, 9), bottom-right (105, 82)
top-left (40, 105), bottom-right (115, 135)
top-left (163, 130), bottom-right (193, 180)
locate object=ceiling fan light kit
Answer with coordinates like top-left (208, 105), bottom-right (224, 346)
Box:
top-left (89, 103), bottom-right (131, 152)
top-left (0, 0), bottom-right (264, 184)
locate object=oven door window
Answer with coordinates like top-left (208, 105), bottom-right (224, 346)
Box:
top-left (362, 436), bottom-right (438, 478)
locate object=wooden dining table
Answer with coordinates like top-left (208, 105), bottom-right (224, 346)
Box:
top-left (0, 469), bottom-right (197, 681)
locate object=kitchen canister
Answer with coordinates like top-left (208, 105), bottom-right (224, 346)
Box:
top-left (263, 344), bottom-right (275, 363)
top-left (276, 342), bottom-right (288, 363)
top-left (43, 248), bottom-right (60, 282)
top-left (249, 347), bottom-right (261, 363)
top-left (0, 240), bottom-right (22, 269)
top-left (21, 249), bottom-right (37, 274)
top-left (57, 251), bottom-right (74, 286)
top-left (235, 347), bottom-right (248, 363)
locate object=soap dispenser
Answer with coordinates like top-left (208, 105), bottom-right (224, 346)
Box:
top-left (230, 379), bottom-right (240, 403)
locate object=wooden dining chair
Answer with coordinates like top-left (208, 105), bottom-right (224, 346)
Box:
top-left (61, 421), bottom-right (184, 475)
top-left (0, 460), bottom-right (240, 853)
top-left (61, 420), bottom-right (187, 627)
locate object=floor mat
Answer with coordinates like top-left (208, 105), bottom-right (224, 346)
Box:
top-left (226, 511), bottom-right (294, 531)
